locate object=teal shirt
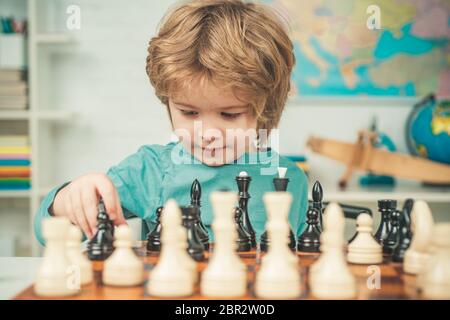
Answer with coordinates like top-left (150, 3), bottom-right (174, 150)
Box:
top-left (34, 142), bottom-right (309, 246)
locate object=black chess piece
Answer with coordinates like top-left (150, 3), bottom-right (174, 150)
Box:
top-left (311, 181), bottom-right (324, 232)
top-left (260, 172), bottom-right (296, 252)
top-left (181, 206), bottom-right (205, 262)
top-left (392, 199), bottom-right (414, 262)
top-left (234, 207), bottom-right (253, 252)
top-left (146, 206), bottom-right (163, 252)
top-left (236, 173), bottom-right (256, 247)
top-left (297, 208), bottom-right (321, 252)
top-left (375, 199), bottom-right (396, 247)
top-left (383, 209), bottom-right (401, 255)
top-left (190, 179), bottom-right (209, 250)
top-left (87, 200), bottom-right (115, 261)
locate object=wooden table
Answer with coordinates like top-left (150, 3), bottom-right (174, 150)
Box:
top-left (13, 242), bottom-right (422, 300)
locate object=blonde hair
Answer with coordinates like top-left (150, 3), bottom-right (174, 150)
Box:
top-left (146, 0), bottom-right (295, 130)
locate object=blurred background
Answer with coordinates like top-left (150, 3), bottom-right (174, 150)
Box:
top-left (0, 0), bottom-right (449, 256)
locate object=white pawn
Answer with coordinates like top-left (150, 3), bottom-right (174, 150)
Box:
top-left (310, 231), bottom-right (356, 299)
top-left (148, 199), bottom-right (194, 297)
top-left (35, 217), bottom-right (81, 297)
top-left (255, 192), bottom-right (301, 299)
top-left (347, 214), bottom-right (382, 264)
top-left (66, 225), bottom-right (93, 286)
top-left (201, 191), bottom-right (247, 298)
top-left (103, 224), bottom-right (144, 286)
top-left (404, 200), bottom-right (434, 275)
top-left (420, 223), bottom-right (450, 299)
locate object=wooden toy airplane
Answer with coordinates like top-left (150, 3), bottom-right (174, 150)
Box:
top-left (307, 130), bottom-right (450, 189)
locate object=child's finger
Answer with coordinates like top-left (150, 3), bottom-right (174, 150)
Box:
top-left (81, 185), bottom-right (99, 236)
top-left (95, 178), bottom-right (120, 221)
top-left (72, 191), bottom-right (93, 239)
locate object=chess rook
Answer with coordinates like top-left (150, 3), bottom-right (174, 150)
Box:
top-left (374, 199), bottom-right (396, 247)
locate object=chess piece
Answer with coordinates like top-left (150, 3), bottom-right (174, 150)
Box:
top-left (35, 217), bottom-right (81, 297)
top-left (392, 199), bottom-right (414, 262)
top-left (374, 199), bottom-right (396, 247)
top-left (260, 168), bottom-right (296, 252)
top-left (310, 230), bottom-right (356, 299)
top-left (234, 207), bottom-right (252, 252)
top-left (201, 191), bottom-right (247, 298)
top-left (176, 221), bottom-right (198, 283)
top-left (404, 200), bottom-right (435, 274)
top-left (103, 225), bottom-right (144, 286)
top-left (309, 202), bottom-right (346, 282)
top-left (347, 213), bottom-right (382, 264)
top-left (311, 180), bottom-right (324, 232)
top-left (420, 223), bottom-right (450, 299)
top-left (297, 208), bottom-right (321, 252)
top-left (181, 206), bottom-right (205, 262)
top-left (146, 206), bottom-right (163, 252)
top-left (383, 209), bottom-right (401, 255)
top-left (236, 171), bottom-right (256, 247)
top-left (255, 192), bottom-right (301, 299)
top-left (66, 225), bottom-right (93, 286)
top-left (148, 199), bottom-right (194, 297)
top-left (190, 179), bottom-right (210, 250)
top-left (87, 200), bottom-right (115, 261)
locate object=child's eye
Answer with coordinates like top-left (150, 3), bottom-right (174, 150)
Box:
top-left (180, 110), bottom-right (199, 117)
top-left (221, 112), bottom-right (242, 119)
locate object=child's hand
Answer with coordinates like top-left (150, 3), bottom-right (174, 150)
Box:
top-left (51, 173), bottom-right (126, 239)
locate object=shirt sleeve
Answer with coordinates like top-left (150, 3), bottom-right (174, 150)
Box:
top-left (34, 145), bottom-right (165, 246)
top-left (106, 145), bottom-right (164, 221)
top-left (34, 182), bottom-right (71, 246)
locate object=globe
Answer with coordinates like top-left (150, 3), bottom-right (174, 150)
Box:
top-left (406, 96), bottom-right (450, 165)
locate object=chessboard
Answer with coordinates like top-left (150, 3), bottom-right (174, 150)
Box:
top-left (13, 242), bottom-right (422, 300)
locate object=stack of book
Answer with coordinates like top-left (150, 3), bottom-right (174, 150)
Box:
top-left (0, 69), bottom-right (27, 110)
top-left (0, 135), bottom-right (31, 190)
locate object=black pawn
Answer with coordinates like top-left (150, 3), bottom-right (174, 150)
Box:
top-left (181, 206), bottom-right (205, 262)
top-left (87, 200), bottom-right (115, 261)
top-left (297, 208), bottom-right (321, 252)
top-left (383, 209), bottom-right (401, 255)
top-left (190, 179), bottom-right (209, 250)
top-left (375, 199), bottom-right (396, 247)
top-left (311, 181), bottom-right (324, 232)
top-left (146, 206), bottom-right (163, 252)
top-left (392, 199), bottom-right (414, 262)
top-left (235, 207), bottom-right (253, 252)
top-left (236, 173), bottom-right (256, 247)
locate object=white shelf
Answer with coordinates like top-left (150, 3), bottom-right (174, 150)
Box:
top-left (34, 33), bottom-right (74, 44)
top-left (313, 180), bottom-right (450, 203)
top-left (0, 189), bottom-right (31, 198)
top-left (0, 110), bottom-right (74, 120)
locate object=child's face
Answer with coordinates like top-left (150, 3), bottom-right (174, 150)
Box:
top-left (168, 77), bottom-right (258, 166)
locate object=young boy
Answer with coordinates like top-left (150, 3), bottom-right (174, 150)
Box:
top-left (34, 0), bottom-right (308, 245)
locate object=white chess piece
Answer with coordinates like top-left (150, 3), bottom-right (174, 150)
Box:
top-left (66, 225), bottom-right (93, 286)
top-left (310, 231), bottom-right (356, 299)
top-left (309, 202), bottom-right (346, 277)
top-left (277, 167), bottom-right (287, 178)
top-left (34, 217), bottom-right (81, 297)
top-left (148, 199), bottom-right (194, 297)
top-left (103, 224), bottom-right (144, 286)
top-left (261, 191), bottom-right (297, 266)
top-left (255, 192), bottom-right (301, 299)
top-left (201, 191), bottom-right (247, 298)
top-left (404, 200), bottom-right (434, 274)
top-left (420, 223), bottom-right (450, 299)
top-left (347, 213), bottom-right (383, 264)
